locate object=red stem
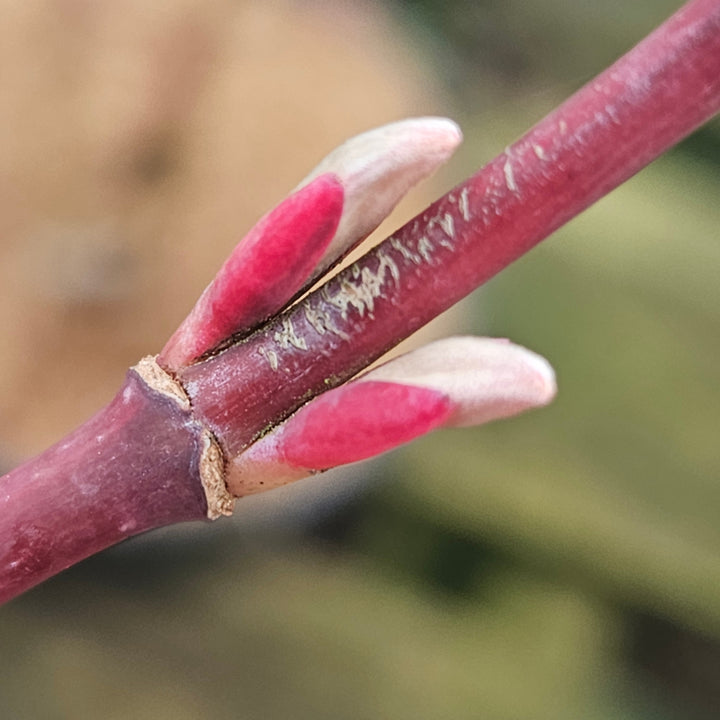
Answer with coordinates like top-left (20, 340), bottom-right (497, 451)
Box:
top-left (1, 0), bottom-right (719, 602)
top-left (182, 0), bottom-right (720, 460)
top-left (0, 372), bottom-right (207, 603)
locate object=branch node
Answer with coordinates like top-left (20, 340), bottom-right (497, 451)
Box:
top-left (132, 355), bottom-right (234, 519)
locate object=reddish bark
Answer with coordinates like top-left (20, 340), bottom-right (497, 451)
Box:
top-left (0, 371), bottom-right (207, 604)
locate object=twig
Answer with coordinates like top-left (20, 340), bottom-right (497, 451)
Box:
top-left (1, 0), bottom-right (719, 604)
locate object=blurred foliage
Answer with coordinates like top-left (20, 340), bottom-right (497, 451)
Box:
top-left (0, 538), bottom-right (622, 720)
top-left (393, 0), bottom-right (682, 103)
top-left (3, 1), bottom-right (720, 719)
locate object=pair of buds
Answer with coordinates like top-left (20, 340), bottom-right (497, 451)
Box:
top-left (159, 118), bottom-right (556, 494)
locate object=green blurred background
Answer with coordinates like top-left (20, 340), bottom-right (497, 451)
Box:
top-left (2, 1), bottom-right (720, 718)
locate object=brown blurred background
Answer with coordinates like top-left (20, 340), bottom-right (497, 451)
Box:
top-left (2, 1), bottom-right (720, 718)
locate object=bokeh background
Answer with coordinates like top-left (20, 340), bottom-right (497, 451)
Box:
top-left (2, 1), bottom-right (720, 718)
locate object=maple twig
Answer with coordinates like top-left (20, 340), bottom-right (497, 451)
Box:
top-left (1, 0), bottom-right (719, 604)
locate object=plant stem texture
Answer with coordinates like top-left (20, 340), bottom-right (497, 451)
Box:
top-left (0, 370), bottom-right (208, 603)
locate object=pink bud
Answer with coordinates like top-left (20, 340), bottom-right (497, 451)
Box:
top-left (160, 119), bottom-right (461, 372)
top-left (159, 174), bottom-right (344, 371)
top-left (296, 117), bottom-right (462, 280)
top-left (228, 336), bottom-right (555, 496)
